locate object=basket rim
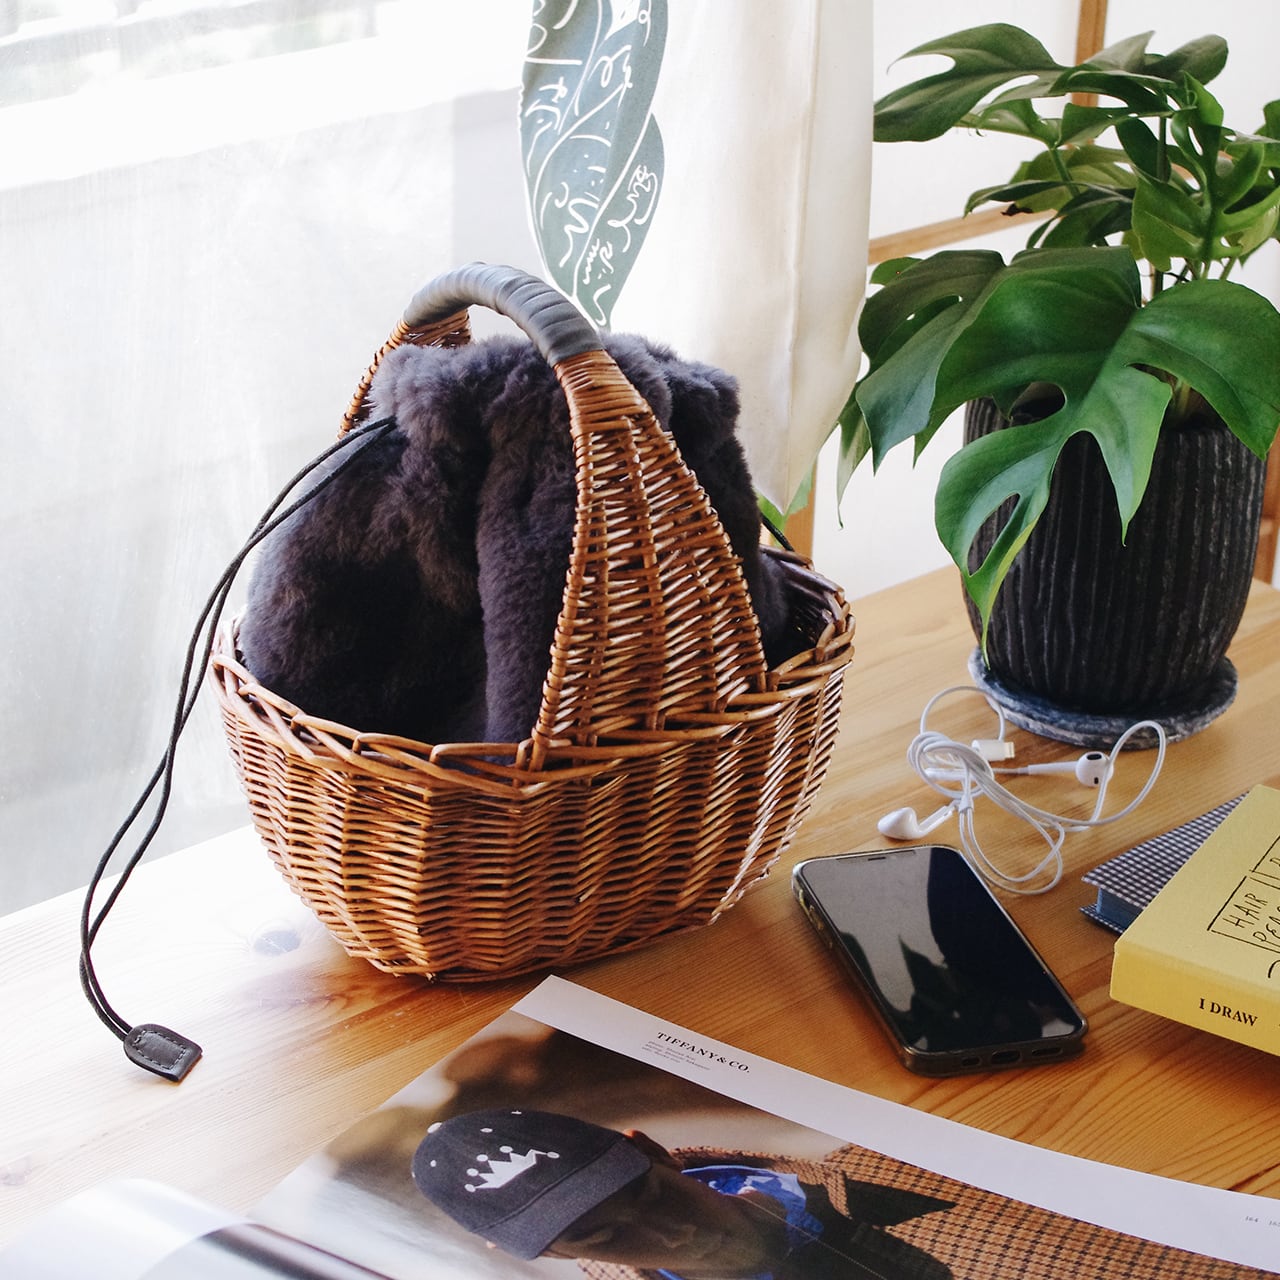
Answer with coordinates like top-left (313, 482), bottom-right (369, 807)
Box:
top-left (212, 546), bottom-right (853, 796)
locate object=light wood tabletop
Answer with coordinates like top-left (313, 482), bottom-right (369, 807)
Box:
top-left (4, 567), bottom-right (1280, 1247)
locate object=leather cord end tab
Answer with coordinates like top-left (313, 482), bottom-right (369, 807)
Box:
top-left (124, 1023), bottom-right (203, 1082)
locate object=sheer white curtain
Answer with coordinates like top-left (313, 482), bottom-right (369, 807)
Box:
top-left (608, 0), bottom-right (872, 509)
top-left (521, 0), bottom-right (873, 509)
top-left (1, 1), bottom-right (537, 911)
top-left (3, 0), bottom-right (876, 912)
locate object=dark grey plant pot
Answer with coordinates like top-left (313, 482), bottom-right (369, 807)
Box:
top-left (962, 395), bottom-right (1267, 747)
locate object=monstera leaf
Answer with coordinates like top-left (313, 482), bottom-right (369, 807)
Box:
top-left (874, 24), bottom-right (1228, 146)
top-left (521, 0), bottom-right (667, 327)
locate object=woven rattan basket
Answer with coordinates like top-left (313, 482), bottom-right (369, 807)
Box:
top-left (211, 264), bottom-right (853, 980)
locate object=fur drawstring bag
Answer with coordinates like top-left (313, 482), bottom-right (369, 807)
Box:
top-left (237, 332), bottom-right (793, 747)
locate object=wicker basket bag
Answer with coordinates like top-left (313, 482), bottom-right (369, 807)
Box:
top-left (210, 264), bottom-right (854, 980)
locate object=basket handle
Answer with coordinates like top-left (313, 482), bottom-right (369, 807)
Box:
top-left (402, 263), bottom-right (604, 368)
top-left (341, 262), bottom-right (603, 434)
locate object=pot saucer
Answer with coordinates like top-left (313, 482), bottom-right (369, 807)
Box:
top-left (966, 649), bottom-right (1237, 750)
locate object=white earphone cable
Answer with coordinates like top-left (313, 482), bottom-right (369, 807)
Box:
top-left (895, 686), bottom-right (1167, 895)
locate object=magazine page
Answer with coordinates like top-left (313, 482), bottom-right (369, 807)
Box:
top-left (5, 977), bottom-right (1278, 1278)
top-left (0, 1180), bottom-right (394, 1280)
top-left (247, 976), bottom-right (1280, 1279)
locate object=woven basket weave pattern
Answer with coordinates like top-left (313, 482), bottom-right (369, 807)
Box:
top-left (212, 266), bottom-right (853, 979)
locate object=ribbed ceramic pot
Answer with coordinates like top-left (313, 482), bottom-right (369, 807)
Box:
top-left (963, 396), bottom-right (1267, 744)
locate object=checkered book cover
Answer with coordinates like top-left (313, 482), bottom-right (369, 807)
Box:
top-left (1080, 794), bottom-right (1246, 933)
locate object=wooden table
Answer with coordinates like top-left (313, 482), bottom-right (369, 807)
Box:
top-left (4, 568), bottom-right (1280, 1247)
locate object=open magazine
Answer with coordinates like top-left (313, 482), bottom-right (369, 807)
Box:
top-left (4, 976), bottom-right (1278, 1279)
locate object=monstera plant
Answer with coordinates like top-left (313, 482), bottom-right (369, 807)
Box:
top-left (838, 24), bottom-right (1280, 738)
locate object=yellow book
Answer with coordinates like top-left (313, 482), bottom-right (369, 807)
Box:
top-left (1110, 784), bottom-right (1280, 1056)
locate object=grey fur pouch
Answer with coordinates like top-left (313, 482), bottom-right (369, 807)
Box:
top-left (238, 333), bottom-right (789, 746)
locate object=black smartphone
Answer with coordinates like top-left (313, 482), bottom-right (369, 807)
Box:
top-left (792, 845), bottom-right (1087, 1076)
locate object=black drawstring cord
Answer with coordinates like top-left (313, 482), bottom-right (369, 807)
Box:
top-left (78, 416), bottom-right (400, 1080)
top-left (759, 508), bottom-right (795, 553)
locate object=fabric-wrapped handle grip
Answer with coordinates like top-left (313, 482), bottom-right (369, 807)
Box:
top-left (403, 263), bottom-right (602, 368)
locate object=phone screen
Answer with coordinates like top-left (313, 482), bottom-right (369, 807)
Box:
top-left (793, 845), bottom-right (1086, 1073)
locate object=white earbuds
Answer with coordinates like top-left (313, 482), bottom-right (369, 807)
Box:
top-left (875, 686), bottom-right (1167, 895)
top-left (924, 748), bottom-right (1113, 790)
top-left (884, 750), bottom-right (1113, 841)
top-left (877, 805), bottom-right (955, 841)
top-left (1006, 750), bottom-right (1112, 789)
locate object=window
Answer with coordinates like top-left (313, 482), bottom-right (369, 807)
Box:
top-left (2, 1), bottom-right (533, 910)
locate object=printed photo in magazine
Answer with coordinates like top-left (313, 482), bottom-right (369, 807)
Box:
top-left (4, 977), bottom-right (1278, 1279)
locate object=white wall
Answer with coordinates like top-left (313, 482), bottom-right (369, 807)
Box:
top-left (812, 1), bottom-right (1280, 601)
